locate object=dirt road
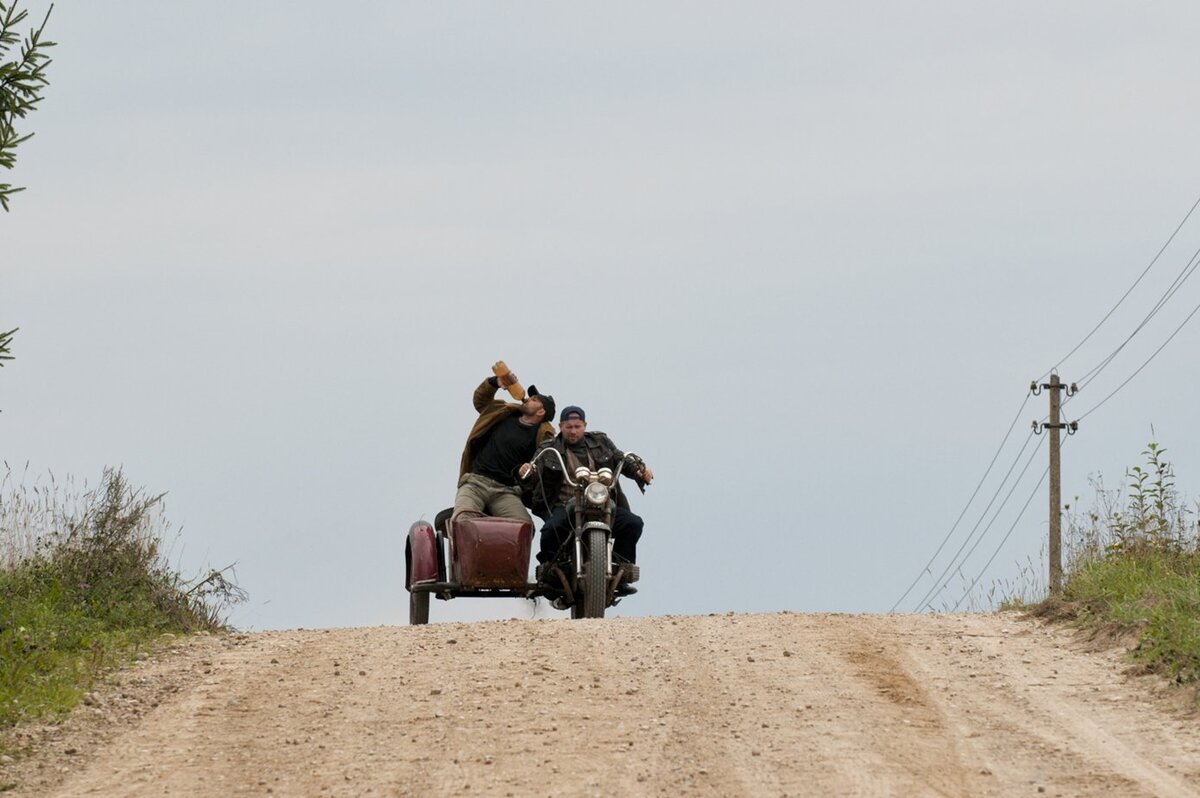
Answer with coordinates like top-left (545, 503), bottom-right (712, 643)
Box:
top-left (5, 612), bottom-right (1199, 797)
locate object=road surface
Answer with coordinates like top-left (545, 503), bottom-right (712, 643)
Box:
top-left (4, 612), bottom-right (1199, 797)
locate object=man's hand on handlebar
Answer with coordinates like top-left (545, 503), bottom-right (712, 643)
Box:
top-left (640, 467), bottom-right (654, 485)
top-left (518, 463), bottom-right (534, 480)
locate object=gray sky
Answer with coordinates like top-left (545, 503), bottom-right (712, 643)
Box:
top-left (4, 2), bottom-right (1200, 629)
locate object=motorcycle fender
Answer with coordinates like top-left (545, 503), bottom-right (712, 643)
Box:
top-left (406, 521), bottom-right (439, 589)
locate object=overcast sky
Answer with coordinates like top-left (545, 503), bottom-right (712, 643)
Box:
top-left (4, 2), bottom-right (1200, 629)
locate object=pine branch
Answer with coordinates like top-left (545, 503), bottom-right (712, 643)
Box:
top-left (0, 1), bottom-right (53, 211)
top-left (0, 327), bottom-right (16, 365)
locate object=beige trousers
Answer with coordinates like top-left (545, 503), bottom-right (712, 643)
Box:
top-left (452, 473), bottom-right (532, 525)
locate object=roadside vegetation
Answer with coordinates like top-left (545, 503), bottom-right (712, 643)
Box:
top-left (0, 466), bottom-right (244, 733)
top-left (1034, 441), bottom-right (1200, 690)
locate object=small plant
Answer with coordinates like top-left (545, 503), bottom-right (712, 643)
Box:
top-left (1110, 442), bottom-right (1181, 551)
top-left (1066, 442), bottom-right (1198, 563)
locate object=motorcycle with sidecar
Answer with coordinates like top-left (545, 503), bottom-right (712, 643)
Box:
top-left (404, 449), bottom-right (643, 623)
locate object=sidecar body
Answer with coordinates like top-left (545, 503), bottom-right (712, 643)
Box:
top-left (405, 511), bottom-right (537, 624)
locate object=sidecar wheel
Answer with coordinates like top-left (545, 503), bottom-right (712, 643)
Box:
top-left (409, 590), bottom-right (430, 625)
top-left (581, 529), bottom-right (608, 619)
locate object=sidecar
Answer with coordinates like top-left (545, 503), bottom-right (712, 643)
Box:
top-left (404, 510), bottom-right (538, 625)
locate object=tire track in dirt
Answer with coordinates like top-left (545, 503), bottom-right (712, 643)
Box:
top-left (841, 635), bottom-right (972, 797)
top-left (4, 612), bottom-right (1198, 798)
top-left (896, 614), bottom-right (1199, 797)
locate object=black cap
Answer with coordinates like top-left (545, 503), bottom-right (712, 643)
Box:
top-left (527, 385), bottom-right (555, 423)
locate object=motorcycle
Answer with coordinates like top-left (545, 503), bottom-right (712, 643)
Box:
top-left (529, 446), bottom-right (644, 619)
top-left (403, 449), bottom-right (645, 623)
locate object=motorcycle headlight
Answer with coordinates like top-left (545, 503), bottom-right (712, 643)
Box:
top-left (584, 482), bottom-right (610, 507)
top-left (596, 468), bottom-right (614, 485)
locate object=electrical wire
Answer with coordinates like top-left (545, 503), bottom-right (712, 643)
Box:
top-left (949, 435), bottom-right (1063, 611)
top-left (888, 392), bottom-right (1031, 613)
top-left (1039, 191), bottom-right (1200, 382)
top-left (917, 432), bottom-right (1045, 611)
top-left (1068, 241), bottom-right (1200, 394)
top-left (1073, 293), bottom-right (1200, 423)
top-left (908, 428), bottom-right (1041, 613)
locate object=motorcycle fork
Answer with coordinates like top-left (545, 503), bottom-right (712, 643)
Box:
top-left (573, 504), bottom-right (583, 576)
top-left (572, 507), bottom-right (614, 580)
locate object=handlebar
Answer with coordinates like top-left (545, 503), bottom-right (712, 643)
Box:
top-left (529, 446), bottom-right (578, 487)
top-left (527, 448), bottom-right (645, 489)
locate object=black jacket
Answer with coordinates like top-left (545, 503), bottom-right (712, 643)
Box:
top-left (529, 430), bottom-right (646, 516)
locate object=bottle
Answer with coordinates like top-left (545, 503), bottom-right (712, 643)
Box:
top-left (491, 361), bottom-right (526, 400)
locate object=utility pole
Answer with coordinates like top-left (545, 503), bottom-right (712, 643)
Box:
top-left (1031, 374), bottom-right (1078, 596)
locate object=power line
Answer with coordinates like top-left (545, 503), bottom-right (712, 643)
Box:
top-left (951, 250), bottom-right (1199, 611)
top-left (1069, 241), bottom-right (1200, 393)
top-left (949, 436), bottom-right (1062, 611)
top-left (909, 428), bottom-right (1042, 613)
top-left (920, 432), bottom-right (1045, 611)
top-left (1074, 294), bottom-right (1200, 423)
top-left (888, 392), bottom-right (1031, 613)
top-left (898, 189), bottom-right (1200, 615)
top-left (1040, 191), bottom-right (1200, 381)
top-left (907, 428), bottom-right (1038, 612)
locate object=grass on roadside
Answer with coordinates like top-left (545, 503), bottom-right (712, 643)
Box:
top-left (1031, 442), bottom-right (1200, 690)
top-left (1059, 546), bottom-right (1200, 684)
top-left (0, 466), bottom-right (244, 732)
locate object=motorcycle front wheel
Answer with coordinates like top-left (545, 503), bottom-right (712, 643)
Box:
top-left (580, 528), bottom-right (608, 619)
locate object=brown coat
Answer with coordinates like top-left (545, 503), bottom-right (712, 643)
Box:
top-left (458, 377), bottom-right (555, 479)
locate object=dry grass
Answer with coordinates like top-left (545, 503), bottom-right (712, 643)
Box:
top-left (0, 464), bottom-right (245, 733)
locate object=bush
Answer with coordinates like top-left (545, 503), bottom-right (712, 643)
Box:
top-left (0, 466), bottom-right (244, 728)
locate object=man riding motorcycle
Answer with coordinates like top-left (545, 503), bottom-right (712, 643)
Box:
top-left (525, 405), bottom-right (653, 567)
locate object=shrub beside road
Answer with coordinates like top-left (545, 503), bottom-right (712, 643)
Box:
top-left (1042, 442), bottom-right (1200, 692)
top-left (0, 468), bottom-right (242, 735)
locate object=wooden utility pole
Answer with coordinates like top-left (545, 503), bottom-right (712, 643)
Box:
top-left (1032, 374), bottom-right (1078, 596)
top-left (1047, 374), bottom-right (1064, 594)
